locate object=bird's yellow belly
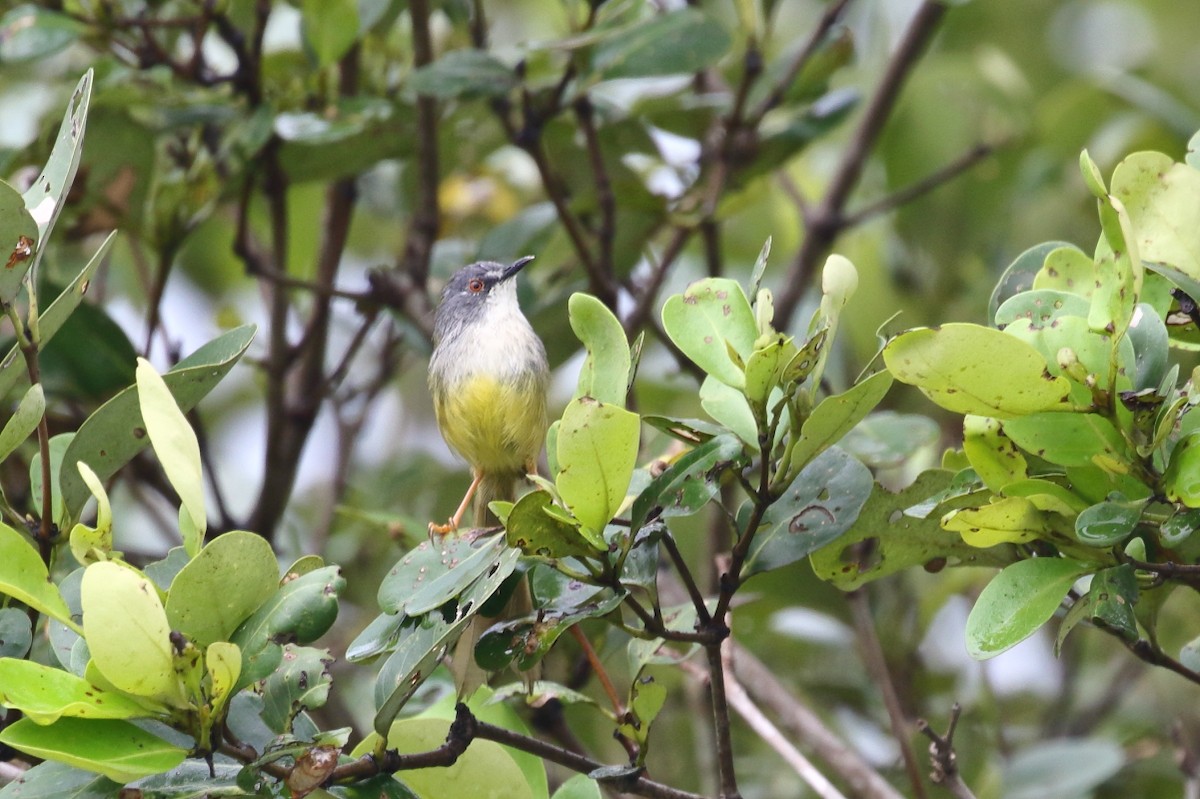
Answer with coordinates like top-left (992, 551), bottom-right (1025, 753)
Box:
top-left (434, 374), bottom-right (546, 475)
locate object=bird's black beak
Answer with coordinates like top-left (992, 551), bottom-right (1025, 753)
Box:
top-left (501, 255), bottom-right (535, 282)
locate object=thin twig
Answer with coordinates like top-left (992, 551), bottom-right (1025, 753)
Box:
top-left (916, 704), bottom-right (977, 799)
top-left (575, 96), bottom-right (616, 281)
top-left (399, 0), bottom-right (439, 289)
top-left (776, 0), bottom-right (949, 331)
top-left (848, 589), bottom-right (928, 799)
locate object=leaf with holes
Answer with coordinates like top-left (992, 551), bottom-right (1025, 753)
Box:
top-left (506, 491), bottom-right (601, 561)
top-left (630, 433), bottom-right (743, 531)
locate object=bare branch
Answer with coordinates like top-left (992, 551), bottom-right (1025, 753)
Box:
top-left (916, 704), bottom-right (978, 799)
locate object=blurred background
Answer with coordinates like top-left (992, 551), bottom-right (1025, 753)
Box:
top-left (4, 0), bottom-right (1200, 796)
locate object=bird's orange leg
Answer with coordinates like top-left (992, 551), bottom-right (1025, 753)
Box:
top-left (429, 470), bottom-right (483, 536)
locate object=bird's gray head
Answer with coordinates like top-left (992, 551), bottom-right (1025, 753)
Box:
top-left (433, 256), bottom-right (534, 344)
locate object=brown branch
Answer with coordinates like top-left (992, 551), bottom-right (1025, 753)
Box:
top-left (703, 631), bottom-right (742, 799)
top-left (575, 97), bottom-right (616, 280)
top-left (916, 704), bottom-right (977, 799)
top-left (745, 0), bottom-right (853, 127)
top-left (840, 142), bottom-right (998, 228)
top-left (848, 589), bottom-right (928, 799)
top-left (775, 0), bottom-right (948, 331)
top-left (397, 0), bottom-right (439, 290)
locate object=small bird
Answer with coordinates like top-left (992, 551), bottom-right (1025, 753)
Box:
top-left (427, 256), bottom-right (549, 534)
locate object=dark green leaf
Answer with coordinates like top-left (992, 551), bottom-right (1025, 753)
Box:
top-left (592, 9), bottom-right (731, 79)
top-left (404, 535), bottom-right (519, 616)
top-left (0, 6), bottom-right (83, 62)
top-left (630, 434), bottom-right (743, 531)
top-left (475, 591), bottom-right (623, 672)
top-left (1074, 501), bottom-right (1142, 547)
top-left (1087, 565), bottom-right (1138, 641)
top-left (408, 50), bottom-right (517, 99)
top-left (506, 491), bottom-right (601, 561)
top-left (0, 606), bottom-right (32, 658)
top-left (346, 611), bottom-right (404, 663)
top-left (745, 447), bottom-right (872, 575)
top-left (260, 645), bottom-right (333, 733)
top-left (58, 325), bottom-right (256, 526)
top-left (0, 760), bottom-right (120, 799)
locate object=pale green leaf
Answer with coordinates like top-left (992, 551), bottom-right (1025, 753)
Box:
top-left (569, 293), bottom-right (630, 405)
top-left (136, 359), bottom-right (206, 542)
top-left (0, 384), bottom-right (44, 463)
top-left (662, 278), bottom-right (756, 388)
top-left (0, 717), bottom-right (186, 784)
top-left (555, 397), bottom-right (639, 535)
top-left (0, 523), bottom-right (75, 630)
top-left (68, 463), bottom-right (112, 567)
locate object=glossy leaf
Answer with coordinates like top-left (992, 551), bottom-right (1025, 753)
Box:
top-left (630, 433), bottom-right (743, 531)
top-left (345, 611), bottom-right (404, 663)
top-left (80, 562), bottom-right (182, 705)
top-left (555, 397), bottom-right (639, 535)
top-left (0, 717), bottom-right (186, 784)
top-left (743, 333), bottom-right (795, 407)
top-left (883, 323), bottom-right (1071, 418)
top-left (1086, 565), bottom-right (1139, 641)
top-left (745, 447), bottom-right (872, 575)
top-left (1074, 501), bottom-right (1142, 547)
top-left (372, 615), bottom-right (472, 736)
top-left (1002, 412), bottom-right (1131, 469)
top-left (136, 359), bottom-right (207, 547)
top-left (59, 325), bottom-right (256, 526)
top-left (164, 530), bottom-right (279, 647)
top-left (506, 491), bottom-right (601, 561)
top-left (0, 659), bottom-right (151, 724)
top-left (1165, 431), bottom-right (1200, 507)
top-left (785, 371), bottom-right (893, 475)
top-left (839, 411), bottom-right (939, 469)
top-left (0, 759), bottom-right (120, 798)
top-left (965, 557), bottom-right (1089, 659)
top-left (569, 293), bottom-right (630, 405)
top-left (229, 565), bottom-right (344, 691)
top-left (0, 523), bottom-right (75, 629)
top-left (662, 278), bottom-right (756, 388)
top-left (592, 8), bottom-right (731, 79)
top-left (404, 535), bottom-right (520, 616)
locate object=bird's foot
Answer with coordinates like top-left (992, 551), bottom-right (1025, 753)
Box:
top-left (428, 518), bottom-right (457, 537)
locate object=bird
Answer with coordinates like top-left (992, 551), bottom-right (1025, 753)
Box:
top-left (427, 256), bottom-right (549, 535)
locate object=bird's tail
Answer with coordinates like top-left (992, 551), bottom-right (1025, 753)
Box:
top-left (453, 470), bottom-right (537, 698)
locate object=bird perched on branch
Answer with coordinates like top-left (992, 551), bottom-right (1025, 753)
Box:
top-left (427, 256), bottom-right (548, 695)
top-left (427, 256), bottom-right (548, 534)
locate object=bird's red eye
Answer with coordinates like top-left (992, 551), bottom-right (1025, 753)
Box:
top-left (467, 278), bottom-right (485, 293)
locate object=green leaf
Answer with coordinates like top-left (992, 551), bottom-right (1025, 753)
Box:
top-left (994, 290), bottom-right (1090, 329)
top-left (0, 659), bottom-right (152, 724)
top-left (965, 557), bottom-right (1090, 659)
top-left (699, 376), bottom-right (758, 450)
top-left (80, 561), bottom-right (183, 705)
top-left (1086, 565), bottom-right (1138, 640)
top-left (0, 522), bottom-right (75, 629)
top-left (0, 607), bottom-right (32, 658)
top-left (0, 231), bottom-right (116, 404)
top-left (990, 241), bottom-right (1077, 322)
top-left (883, 323), bottom-right (1072, 418)
top-left (1032, 244), bottom-right (1095, 297)
top-left (229, 566), bottom-right (344, 692)
top-left (475, 590), bottom-right (624, 673)
top-left (0, 383), bottom-right (43, 463)
top-left (1111, 150), bottom-right (1200, 286)
top-left (67, 463), bottom-right (112, 566)
top-left (630, 434), bottom-right (744, 532)
top-left (408, 50), bottom-right (518, 100)
top-left (0, 717), bottom-right (187, 784)
top-left (1079, 149), bottom-right (1107, 198)
top-left (381, 717), bottom-right (535, 799)
top-left (164, 530), bottom-right (280, 647)
top-left (15, 70), bottom-right (91, 298)
top-left (1002, 412), bottom-right (1131, 469)
top-left (0, 6), bottom-right (83, 62)
top-left (261, 645), bottom-right (332, 733)
top-left (962, 416), bottom-right (1027, 492)
top-left (136, 359), bottom-right (207, 547)
top-left (301, 0), bottom-right (359, 67)
top-left (30, 432), bottom-right (72, 528)
top-left (378, 536), bottom-right (486, 615)
top-left (506, 491), bottom-right (602, 560)
top-left (569, 293), bottom-right (630, 405)
top-left (0, 760), bottom-right (121, 798)
top-left (1165, 431), bottom-right (1200, 507)
top-left (555, 397), bottom-right (640, 536)
top-left (785, 371), bottom-right (893, 475)
top-left (745, 447), bottom-right (872, 575)
top-left (404, 535), bottom-right (520, 616)
top-left (662, 278), bottom-right (757, 389)
top-left (205, 641), bottom-right (241, 719)
top-left (941, 496), bottom-right (1054, 548)
top-left (59, 325), bottom-right (256, 527)
top-left (744, 334), bottom-right (794, 408)
top-left (0, 180), bottom-right (37, 297)
top-left (372, 616), bottom-right (471, 735)
top-left (552, 774), bottom-right (603, 799)
top-left (592, 9), bottom-right (731, 79)
top-left (1002, 738), bottom-right (1125, 799)
top-left (810, 470), bottom-right (1015, 590)
top-left (1074, 500), bottom-right (1142, 547)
